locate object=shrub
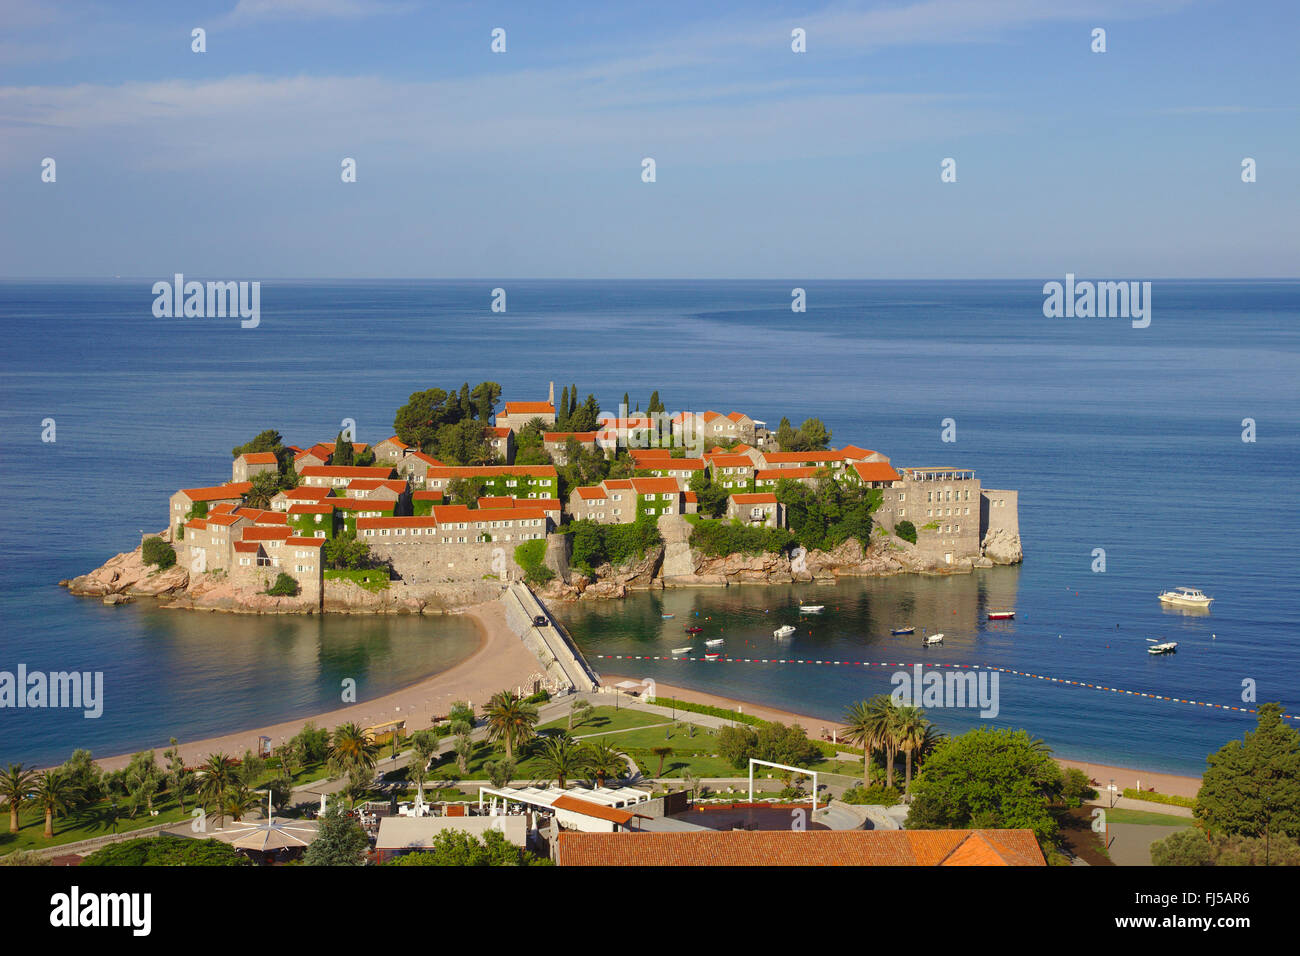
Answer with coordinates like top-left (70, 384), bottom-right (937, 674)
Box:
top-left (1123, 788), bottom-right (1196, 808)
top-left (142, 536), bottom-right (176, 569)
top-left (514, 539), bottom-right (554, 585)
top-left (1060, 767), bottom-right (1098, 807)
top-left (894, 520), bottom-right (917, 544)
top-left (82, 835), bottom-right (252, 866)
top-left (841, 784), bottom-right (903, 806)
top-left (688, 519), bottom-right (795, 558)
top-left (266, 572), bottom-right (299, 597)
top-left (1150, 828), bottom-right (1213, 866)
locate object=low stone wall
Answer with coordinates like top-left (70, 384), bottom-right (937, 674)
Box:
top-left (501, 584), bottom-right (597, 692)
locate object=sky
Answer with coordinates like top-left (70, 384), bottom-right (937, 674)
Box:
top-left (1, 0), bottom-right (1297, 278)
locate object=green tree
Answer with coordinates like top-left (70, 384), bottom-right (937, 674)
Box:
top-left (333, 431), bottom-right (355, 466)
top-left (323, 531), bottom-right (372, 570)
top-left (651, 746), bottom-right (673, 777)
top-left (197, 753), bottom-right (238, 827)
top-left (302, 804), bottom-right (369, 866)
top-left (840, 697), bottom-right (889, 787)
top-left (895, 519), bottom-right (917, 544)
top-left (266, 572), bottom-right (299, 596)
top-left (799, 418), bottom-right (831, 450)
top-left (393, 388), bottom-right (453, 453)
top-left (906, 727), bottom-right (1063, 846)
top-left (688, 469), bottom-right (729, 518)
top-left (470, 381), bottom-right (502, 422)
top-left (329, 723), bottom-right (379, 784)
top-left (485, 758), bottom-right (516, 790)
top-left (387, 828), bottom-right (551, 866)
top-left (33, 769), bottom-right (80, 838)
top-left (142, 536), bottom-right (176, 569)
top-left (1150, 828), bottom-right (1214, 866)
top-left (536, 734), bottom-right (589, 789)
top-left (586, 742), bottom-right (628, 788)
top-left (243, 469), bottom-right (282, 509)
top-left (0, 763), bottom-right (39, 833)
top-left (484, 691), bottom-right (539, 760)
top-left (1195, 703), bottom-right (1300, 840)
top-left (82, 835), bottom-right (253, 866)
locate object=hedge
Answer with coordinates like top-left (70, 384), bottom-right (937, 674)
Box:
top-left (1122, 788), bottom-right (1197, 808)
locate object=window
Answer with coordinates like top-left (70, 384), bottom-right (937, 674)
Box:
top-left (898, 509), bottom-right (905, 518)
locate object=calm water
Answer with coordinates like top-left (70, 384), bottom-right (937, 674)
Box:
top-left (1, 279), bottom-right (1297, 773)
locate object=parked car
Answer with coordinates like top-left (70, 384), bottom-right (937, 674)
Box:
top-left (532, 615), bottom-right (548, 627)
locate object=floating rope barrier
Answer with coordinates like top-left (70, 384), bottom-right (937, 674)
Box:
top-left (589, 654), bottom-right (1296, 721)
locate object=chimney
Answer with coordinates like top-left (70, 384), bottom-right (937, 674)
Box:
top-left (548, 381), bottom-right (554, 404)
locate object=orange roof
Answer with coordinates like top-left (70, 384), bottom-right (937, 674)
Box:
top-left (429, 504), bottom-right (548, 523)
top-left (603, 479), bottom-right (633, 490)
top-left (574, 486), bottom-right (607, 501)
top-left (485, 426), bottom-right (511, 439)
top-left (356, 516), bottom-right (440, 530)
top-left (378, 435), bottom-right (408, 449)
top-left (852, 461), bottom-right (901, 482)
top-left (839, 445), bottom-right (877, 459)
top-left (233, 541), bottom-right (260, 553)
top-left (701, 411), bottom-right (724, 422)
top-left (253, 512), bottom-right (288, 525)
top-left (731, 493), bottom-right (777, 504)
top-left (285, 536), bottom-right (325, 548)
top-left (206, 513), bottom-right (247, 527)
top-left (630, 477), bottom-right (680, 494)
top-left (209, 502), bottom-right (236, 515)
top-left (532, 499), bottom-right (562, 510)
top-left (347, 478), bottom-right (406, 493)
top-left (412, 490), bottom-right (444, 501)
top-left (630, 449), bottom-right (674, 461)
top-left (551, 795), bottom-right (635, 825)
top-left (731, 443), bottom-right (754, 452)
top-left (241, 527), bottom-right (292, 541)
top-left (755, 466), bottom-right (817, 480)
top-left (238, 452), bottom-right (278, 464)
top-left (330, 498), bottom-right (394, 512)
top-left (726, 412), bottom-right (749, 423)
top-left (299, 466), bottom-right (396, 479)
top-left (410, 451), bottom-right (444, 467)
top-left (289, 503), bottom-right (333, 514)
top-left (179, 482), bottom-right (252, 502)
top-left (279, 487), bottom-right (332, 501)
top-left (708, 454), bottom-right (755, 468)
top-left (684, 491), bottom-right (697, 503)
top-left (543, 431), bottom-right (599, 442)
top-left (477, 497), bottom-right (514, 508)
top-left (503, 401), bottom-right (555, 415)
top-left (645, 458), bottom-right (703, 471)
top-left (186, 519), bottom-right (208, 531)
top-left (555, 829), bottom-right (1046, 867)
top-left (761, 451), bottom-right (843, 464)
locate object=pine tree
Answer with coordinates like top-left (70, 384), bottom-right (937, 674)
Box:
top-left (569, 384), bottom-right (577, 419)
top-left (558, 386), bottom-right (569, 429)
top-left (333, 432), bottom-right (354, 466)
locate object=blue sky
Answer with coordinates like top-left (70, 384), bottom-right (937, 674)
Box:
top-left (1, 0), bottom-right (1296, 278)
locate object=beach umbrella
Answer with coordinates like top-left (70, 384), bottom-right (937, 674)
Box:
top-left (215, 816), bottom-right (320, 852)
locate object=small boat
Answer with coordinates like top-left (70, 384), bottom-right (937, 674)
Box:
top-left (924, 633), bottom-right (944, 646)
top-left (1146, 639), bottom-right (1178, 655)
top-left (661, 613), bottom-right (675, 619)
top-left (987, 610), bottom-right (1015, 620)
top-left (799, 604), bottom-right (825, 613)
top-left (704, 638), bottom-right (724, 647)
top-left (1158, 587), bottom-right (1213, 609)
top-left (891, 625), bottom-right (915, 635)
top-left (703, 653), bottom-right (721, 660)
top-left (774, 625), bottom-right (797, 639)
top-left (671, 646), bottom-right (693, 654)
top-left (684, 626), bottom-right (703, 634)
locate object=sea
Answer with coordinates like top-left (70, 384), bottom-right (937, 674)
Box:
top-left (1, 279), bottom-right (1296, 774)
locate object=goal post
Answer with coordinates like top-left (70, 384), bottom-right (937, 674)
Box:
top-left (748, 758), bottom-right (818, 812)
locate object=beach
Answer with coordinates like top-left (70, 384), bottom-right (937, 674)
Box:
top-left (89, 601), bottom-right (541, 773)
top-left (600, 673), bottom-right (1203, 798)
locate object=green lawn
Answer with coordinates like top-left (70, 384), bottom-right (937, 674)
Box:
top-left (1103, 807), bottom-right (1194, 827)
top-left (0, 796), bottom-right (193, 855)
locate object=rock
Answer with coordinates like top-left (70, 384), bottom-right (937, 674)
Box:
top-left (981, 528), bottom-right (1024, 565)
top-left (66, 540), bottom-right (188, 597)
top-left (102, 594), bottom-right (132, 605)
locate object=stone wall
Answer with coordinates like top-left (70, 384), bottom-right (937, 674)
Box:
top-left (368, 538), bottom-right (523, 585)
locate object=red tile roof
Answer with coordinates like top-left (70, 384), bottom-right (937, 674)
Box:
top-left (240, 527), bottom-right (292, 541)
top-left (630, 449), bottom-right (674, 461)
top-left (425, 465), bottom-right (557, 479)
top-left (179, 483), bottom-right (252, 502)
top-left (429, 504), bottom-right (548, 523)
top-left (238, 452), bottom-right (279, 464)
top-left (285, 536), bottom-right (325, 548)
top-left (503, 401), bottom-right (555, 415)
top-left (852, 461), bottom-right (901, 482)
top-left (410, 451), bottom-right (444, 467)
top-left (299, 466), bottom-right (396, 479)
top-left (279, 487), bottom-right (332, 500)
top-left (630, 477), bottom-right (681, 494)
top-left (731, 493), bottom-right (777, 504)
top-left (708, 454), bottom-right (755, 469)
top-left (544, 431), bottom-right (599, 442)
top-left (233, 541), bottom-right (260, 553)
top-left (551, 794), bottom-right (636, 825)
top-left (755, 466), bottom-right (817, 480)
top-left (839, 445), bottom-right (878, 460)
top-left (356, 516), bottom-right (440, 530)
top-left (555, 829), bottom-right (1046, 867)
top-left (206, 514), bottom-right (247, 527)
top-left (378, 436), bottom-right (408, 449)
top-left (289, 503), bottom-right (333, 514)
top-left (413, 490), bottom-right (444, 501)
top-left (330, 498), bottom-right (395, 513)
top-left (574, 487), bottom-right (606, 501)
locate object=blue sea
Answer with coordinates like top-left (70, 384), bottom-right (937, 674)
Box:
top-left (1, 279), bottom-right (1296, 773)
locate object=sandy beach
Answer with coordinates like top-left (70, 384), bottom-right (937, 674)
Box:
top-left (601, 673), bottom-right (1202, 798)
top-left (90, 601), bottom-right (541, 773)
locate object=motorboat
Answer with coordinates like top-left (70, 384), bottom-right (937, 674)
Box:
top-left (704, 638), bottom-right (724, 647)
top-left (987, 610), bottom-right (1015, 620)
top-left (684, 625), bottom-right (704, 634)
top-left (671, 646), bottom-right (693, 654)
top-left (891, 625), bottom-right (915, 635)
top-left (1146, 639), bottom-right (1178, 655)
top-left (799, 604), bottom-right (825, 613)
top-left (774, 625), bottom-right (797, 639)
top-left (1158, 587), bottom-right (1213, 609)
top-left (661, 613), bottom-right (675, 619)
top-left (703, 653), bottom-right (721, 660)
top-left (924, 633), bottom-right (944, 646)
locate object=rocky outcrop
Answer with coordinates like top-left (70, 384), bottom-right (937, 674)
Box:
top-left (981, 528), bottom-right (1024, 565)
top-left (539, 544), bottom-right (665, 601)
top-left (63, 537), bottom-right (189, 598)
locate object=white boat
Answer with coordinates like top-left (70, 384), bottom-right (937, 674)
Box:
top-left (774, 625), bottom-right (797, 639)
top-left (1158, 586), bottom-right (1213, 609)
top-left (1146, 639), bottom-right (1178, 655)
top-left (799, 604), bottom-right (825, 613)
top-left (671, 646), bottom-right (693, 654)
top-left (704, 638), bottom-right (724, 647)
top-left (704, 653), bottom-right (721, 660)
top-left (924, 633), bottom-right (944, 646)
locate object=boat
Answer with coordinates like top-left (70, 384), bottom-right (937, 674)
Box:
top-left (1158, 587), bottom-right (1213, 609)
top-left (671, 646), bottom-right (693, 654)
top-left (987, 610), bottom-right (1015, 620)
top-left (799, 604), bottom-right (825, 613)
top-left (703, 653), bottom-right (721, 660)
top-left (924, 633), bottom-right (944, 645)
top-left (774, 625), bottom-right (797, 639)
top-left (891, 625), bottom-right (915, 635)
top-left (1146, 639), bottom-right (1178, 655)
top-left (704, 638), bottom-right (724, 647)
top-left (684, 626), bottom-right (704, 634)
top-left (661, 613), bottom-right (675, 619)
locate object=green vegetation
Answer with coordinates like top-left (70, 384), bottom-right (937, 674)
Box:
top-left (894, 519), bottom-right (917, 544)
top-left (775, 476), bottom-right (881, 552)
top-left (1195, 702), bottom-right (1300, 840)
top-left (387, 828), bottom-right (551, 866)
top-left (302, 804), bottom-right (369, 866)
top-left (324, 568), bottom-right (391, 592)
top-left (392, 382), bottom-right (502, 464)
top-left (141, 536), bottom-right (176, 569)
top-left (687, 469), bottom-right (729, 518)
top-left (688, 519), bottom-right (794, 557)
top-left (841, 784), bottom-right (903, 806)
top-left (716, 722), bottom-right (821, 770)
top-left (323, 531), bottom-right (374, 571)
top-left (82, 835), bottom-right (252, 866)
top-left (570, 516), bottom-right (663, 574)
top-left (654, 697), bottom-right (765, 726)
top-left (839, 695), bottom-right (943, 789)
top-left (1124, 788), bottom-right (1197, 809)
top-left (266, 572), bottom-right (299, 597)
top-left (514, 539), bottom-right (554, 586)
top-left (774, 416), bottom-right (832, 452)
top-left (1104, 807), bottom-right (1194, 826)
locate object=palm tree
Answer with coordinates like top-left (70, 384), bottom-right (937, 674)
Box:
top-left (406, 750), bottom-right (429, 805)
top-left (839, 700), bottom-right (878, 786)
top-left (219, 784), bottom-right (259, 822)
top-left (33, 770), bottom-right (80, 839)
top-left (894, 706), bottom-right (931, 791)
top-left (0, 763), bottom-right (39, 833)
top-left (329, 723), bottom-right (379, 778)
top-left (586, 742), bottom-right (627, 788)
top-left (651, 746), bottom-right (674, 777)
top-left (484, 691), bottom-right (539, 760)
top-left (536, 734), bottom-right (589, 789)
top-left (196, 752), bottom-right (237, 827)
top-left (867, 696), bottom-right (903, 789)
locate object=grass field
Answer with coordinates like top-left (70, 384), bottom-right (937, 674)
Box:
top-left (1103, 807), bottom-right (1195, 827)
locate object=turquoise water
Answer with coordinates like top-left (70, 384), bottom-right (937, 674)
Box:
top-left (1, 279), bottom-right (1296, 772)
